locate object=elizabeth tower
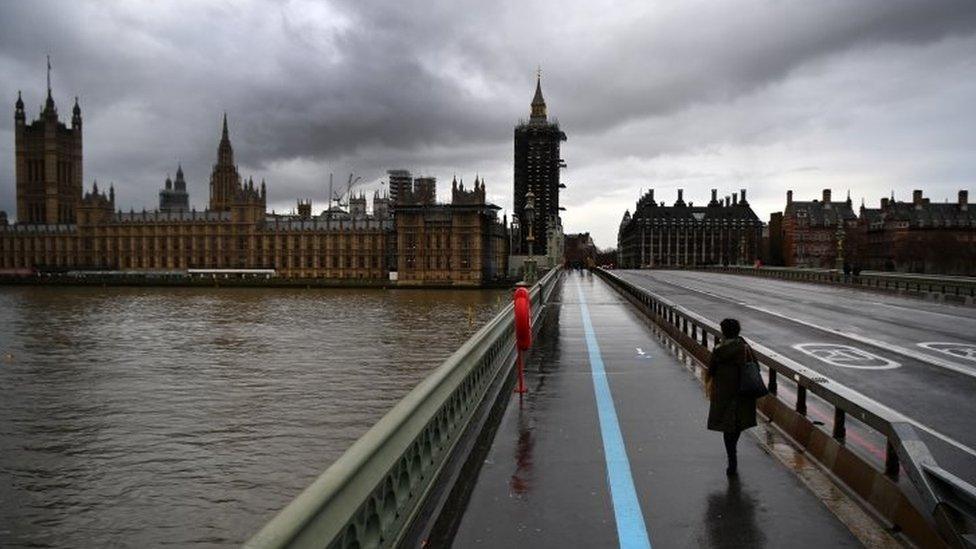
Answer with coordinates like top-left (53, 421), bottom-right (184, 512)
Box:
top-left (513, 73), bottom-right (566, 256)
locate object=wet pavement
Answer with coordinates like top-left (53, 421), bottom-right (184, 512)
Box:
top-left (453, 271), bottom-right (863, 548)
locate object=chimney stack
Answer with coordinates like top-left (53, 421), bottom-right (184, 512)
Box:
top-left (711, 189), bottom-right (718, 204)
top-left (740, 189), bottom-right (747, 204)
top-left (649, 189), bottom-right (654, 202)
top-left (724, 196), bottom-right (730, 207)
top-left (732, 192), bottom-right (738, 205)
top-left (677, 189), bottom-right (684, 205)
top-left (959, 190), bottom-right (969, 211)
top-left (822, 189), bottom-right (831, 204)
top-left (787, 190), bottom-right (793, 205)
top-left (913, 189), bottom-right (923, 205)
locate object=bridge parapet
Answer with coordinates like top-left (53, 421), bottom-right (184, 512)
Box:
top-left (596, 267), bottom-right (976, 549)
top-left (245, 268), bottom-right (561, 549)
top-left (705, 265), bottom-right (976, 305)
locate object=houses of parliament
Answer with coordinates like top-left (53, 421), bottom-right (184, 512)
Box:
top-left (0, 72), bottom-right (510, 286)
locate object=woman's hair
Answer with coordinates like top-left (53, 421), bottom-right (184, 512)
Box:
top-left (720, 318), bottom-right (741, 339)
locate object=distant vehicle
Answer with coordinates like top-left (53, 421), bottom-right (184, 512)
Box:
top-left (0, 267), bottom-right (37, 277)
top-left (187, 269), bottom-right (276, 279)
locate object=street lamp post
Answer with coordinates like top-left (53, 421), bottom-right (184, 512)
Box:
top-left (524, 190), bottom-right (537, 284)
top-left (835, 221), bottom-right (846, 273)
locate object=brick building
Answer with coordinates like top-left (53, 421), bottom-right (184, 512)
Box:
top-left (564, 232), bottom-right (596, 267)
top-left (859, 189), bottom-right (975, 275)
top-left (780, 189), bottom-right (859, 268)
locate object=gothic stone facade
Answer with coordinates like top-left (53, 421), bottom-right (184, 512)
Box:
top-left (1, 87), bottom-right (508, 286)
top-left (395, 177), bottom-right (508, 286)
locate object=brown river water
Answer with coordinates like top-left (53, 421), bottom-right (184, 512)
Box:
top-left (0, 285), bottom-right (507, 547)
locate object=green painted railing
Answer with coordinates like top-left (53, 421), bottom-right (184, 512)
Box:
top-left (245, 269), bottom-right (561, 549)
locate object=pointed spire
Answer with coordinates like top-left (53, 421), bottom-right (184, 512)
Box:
top-left (73, 96), bottom-right (80, 116)
top-left (530, 66), bottom-right (547, 121)
top-left (92, 180), bottom-right (98, 194)
top-left (15, 90), bottom-right (23, 110)
top-left (216, 112), bottom-right (234, 166)
top-left (176, 163), bottom-right (183, 178)
top-left (44, 55), bottom-right (56, 113)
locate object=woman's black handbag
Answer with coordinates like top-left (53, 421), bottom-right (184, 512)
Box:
top-left (739, 344), bottom-right (769, 399)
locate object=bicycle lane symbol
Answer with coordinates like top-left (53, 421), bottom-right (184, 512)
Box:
top-left (917, 342), bottom-right (976, 363)
top-left (793, 343), bottom-right (901, 370)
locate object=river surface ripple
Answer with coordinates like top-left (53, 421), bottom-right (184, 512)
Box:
top-left (0, 285), bottom-right (507, 547)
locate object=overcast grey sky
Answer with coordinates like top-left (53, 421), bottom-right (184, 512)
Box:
top-left (1, 0), bottom-right (974, 247)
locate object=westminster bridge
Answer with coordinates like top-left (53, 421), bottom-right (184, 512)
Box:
top-left (246, 267), bottom-right (976, 549)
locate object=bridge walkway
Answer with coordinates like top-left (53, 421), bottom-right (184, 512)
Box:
top-left (453, 270), bottom-right (866, 548)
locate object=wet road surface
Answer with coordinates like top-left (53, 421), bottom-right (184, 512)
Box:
top-left (454, 272), bottom-right (862, 548)
top-left (614, 270), bottom-right (976, 486)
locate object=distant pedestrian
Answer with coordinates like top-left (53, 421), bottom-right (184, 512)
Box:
top-left (843, 262), bottom-right (851, 283)
top-left (705, 318), bottom-right (760, 476)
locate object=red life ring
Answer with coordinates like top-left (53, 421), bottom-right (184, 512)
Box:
top-left (514, 287), bottom-right (532, 350)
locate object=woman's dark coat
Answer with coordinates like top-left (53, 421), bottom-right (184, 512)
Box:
top-left (707, 337), bottom-right (758, 432)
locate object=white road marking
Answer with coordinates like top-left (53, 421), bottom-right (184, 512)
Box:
top-left (643, 275), bottom-right (976, 380)
top-left (751, 341), bottom-right (976, 461)
top-left (794, 343), bottom-right (901, 370)
top-left (622, 271), bottom-right (976, 461)
top-left (870, 300), bottom-right (976, 322)
top-left (918, 342), bottom-right (976, 363)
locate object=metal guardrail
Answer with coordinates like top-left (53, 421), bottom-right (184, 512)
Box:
top-left (706, 265), bottom-right (976, 304)
top-left (596, 267), bottom-right (976, 548)
top-left (245, 268), bottom-right (561, 549)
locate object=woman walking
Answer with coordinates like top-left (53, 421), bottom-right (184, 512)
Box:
top-left (706, 318), bottom-right (759, 476)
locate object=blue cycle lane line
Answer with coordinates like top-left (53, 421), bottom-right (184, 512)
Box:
top-left (575, 278), bottom-right (653, 549)
top-left (453, 272), bottom-right (862, 548)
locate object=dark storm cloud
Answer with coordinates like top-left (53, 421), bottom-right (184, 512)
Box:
top-left (1, 1), bottom-right (975, 245)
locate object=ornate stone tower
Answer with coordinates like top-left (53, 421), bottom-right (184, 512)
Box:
top-left (15, 58), bottom-right (83, 224)
top-left (159, 164), bottom-right (190, 212)
top-left (513, 71), bottom-right (566, 255)
top-left (209, 113), bottom-right (241, 212)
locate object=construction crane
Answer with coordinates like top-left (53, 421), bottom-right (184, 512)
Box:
top-left (328, 173), bottom-right (363, 210)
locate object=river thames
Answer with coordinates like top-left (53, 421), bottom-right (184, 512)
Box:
top-left (0, 285), bottom-right (507, 547)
